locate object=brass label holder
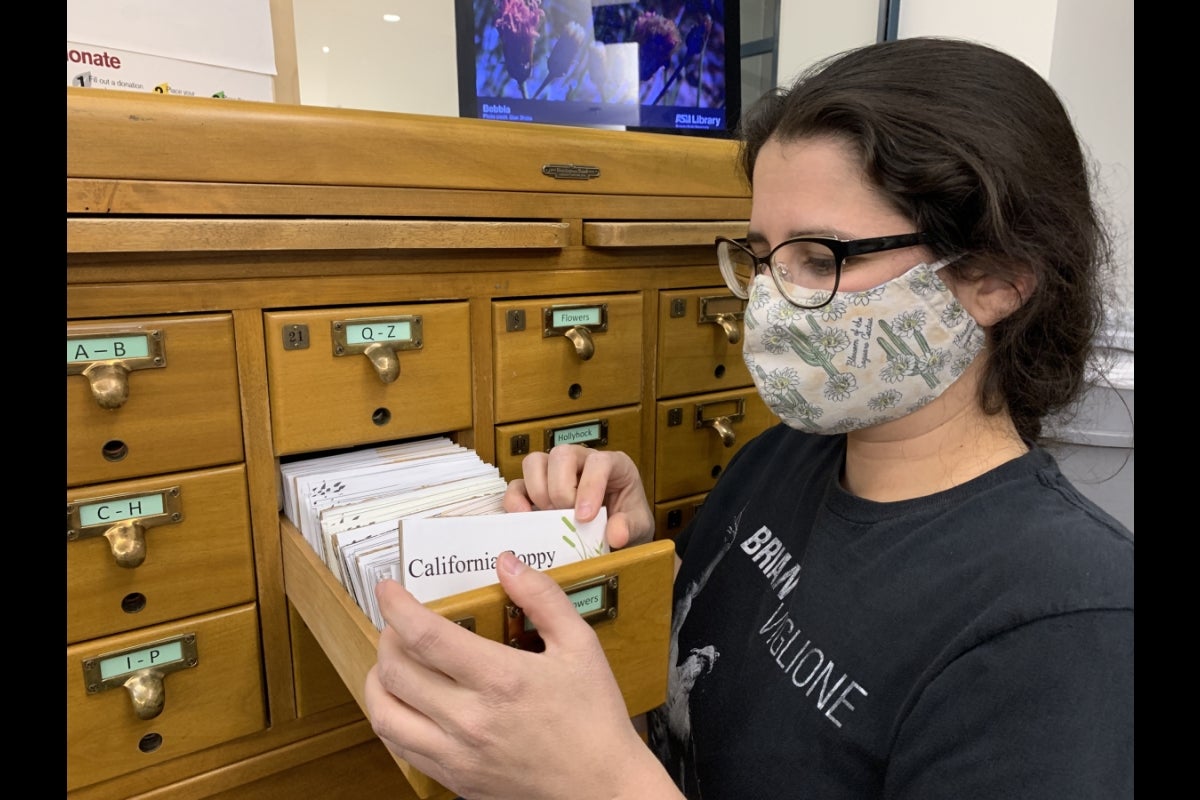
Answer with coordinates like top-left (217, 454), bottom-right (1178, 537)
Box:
top-left (82, 633), bottom-right (199, 720)
top-left (543, 418), bottom-right (608, 451)
top-left (542, 303), bottom-right (608, 361)
top-left (66, 486), bottom-right (184, 569)
top-left (698, 294), bottom-right (746, 345)
top-left (506, 574), bottom-right (618, 651)
top-left (696, 397), bottom-right (746, 447)
top-left (331, 315), bottom-right (423, 384)
top-left (67, 328), bottom-right (166, 410)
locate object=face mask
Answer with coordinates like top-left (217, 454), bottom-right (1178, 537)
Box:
top-left (742, 257), bottom-right (985, 434)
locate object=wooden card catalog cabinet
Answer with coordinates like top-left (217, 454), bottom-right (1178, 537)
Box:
top-left (66, 87), bottom-right (759, 799)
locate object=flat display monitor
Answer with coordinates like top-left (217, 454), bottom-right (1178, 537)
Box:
top-left (455, 0), bottom-right (740, 138)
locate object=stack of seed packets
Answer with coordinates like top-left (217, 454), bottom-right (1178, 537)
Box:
top-left (279, 437), bottom-right (509, 624)
top-left (280, 437), bottom-right (612, 630)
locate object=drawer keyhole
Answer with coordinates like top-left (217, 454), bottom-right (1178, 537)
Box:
top-left (121, 593), bottom-right (147, 614)
top-left (139, 733), bottom-right (164, 753)
top-left (102, 439), bottom-right (129, 462)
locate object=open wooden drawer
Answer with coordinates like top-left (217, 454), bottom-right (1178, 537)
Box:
top-left (281, 517), bottom-right (675, 798)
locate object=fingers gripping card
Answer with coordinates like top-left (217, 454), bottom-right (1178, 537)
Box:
top-left (397, 507), bottom-right (609, 603)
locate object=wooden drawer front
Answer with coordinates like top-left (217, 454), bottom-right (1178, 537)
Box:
top-left (265, 303), bottom-right (472, 456)
top-left (493, 406), bottom-right (642, 483)
top-left (654, 388), bottom-right (778, 502)
top-left (657, 288), bottom-right (752, 398)
top-left (492, 294), bottom-right (644, 424)
top-left (66, 604), bottom-right (265, 791)
top-left (67, 314), bottom-right (243, 488)
top-left (66, 465), bottom-right (256, 645)
top-left (282, 520), bottom-right (673, 799)
top-left (654, 493), bottom-right (708, 541)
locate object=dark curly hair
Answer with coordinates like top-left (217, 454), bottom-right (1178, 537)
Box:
top-left (736, 37), bottom-right (1116, 443)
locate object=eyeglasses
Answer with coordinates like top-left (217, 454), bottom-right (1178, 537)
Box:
top-left (716, 232), bottom-right (934, 309)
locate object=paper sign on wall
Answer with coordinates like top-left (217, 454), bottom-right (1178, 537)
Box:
top-left (68, 41), bottom-right (274, 101)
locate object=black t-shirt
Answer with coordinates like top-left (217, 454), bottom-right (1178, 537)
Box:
top-left (647, 424), bottom-right (1133, 799)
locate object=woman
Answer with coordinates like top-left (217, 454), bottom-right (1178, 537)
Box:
top-left (364, 37), bottom-right (1133, 799)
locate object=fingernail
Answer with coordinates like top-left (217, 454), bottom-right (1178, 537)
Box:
top-left (499, 550), bottom-right (526, 575)
top-left (577, 501), bottom-right (594, 520)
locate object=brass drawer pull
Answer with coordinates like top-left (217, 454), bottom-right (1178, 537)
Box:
top-left (699, 294), bottom-right (746, 345)
top-left (696, 397), bottom-right (746, 447)
top-left (332, 315), bottom-right (423, 384)
top-left (543, 303), bottom-right (608, 362)
top-left (82, 633), bottom-right (199, 721)
top-left (563, 325), bottom-right (595, 361)
top-left (67, 486), bottom-right (184, 569)
top-left (68, 329), bottom-right (167, 410)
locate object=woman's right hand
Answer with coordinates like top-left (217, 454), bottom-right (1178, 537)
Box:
top-left (503, 444), bottom-right (655, 550)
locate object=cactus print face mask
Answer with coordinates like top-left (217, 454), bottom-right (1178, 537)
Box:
top-left (742, 257), bottom-right (985, 434)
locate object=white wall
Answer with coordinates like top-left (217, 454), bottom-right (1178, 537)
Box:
top-left (897, 0), bottom-right (1058, 74)
top-left (292, 0), bottom-right (458, 115)
top-left (894, 0), bottom-right (1134, 318)
top-left (774, 0), bottom-right (1133, 320)
top-left (1046, 0), bottom-right (1135, 319)
top-left (775, 0), bottom-right (880, 87)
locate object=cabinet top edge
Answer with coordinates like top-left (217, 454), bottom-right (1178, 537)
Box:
top-left (67, 88), bottom-right (751, 200)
